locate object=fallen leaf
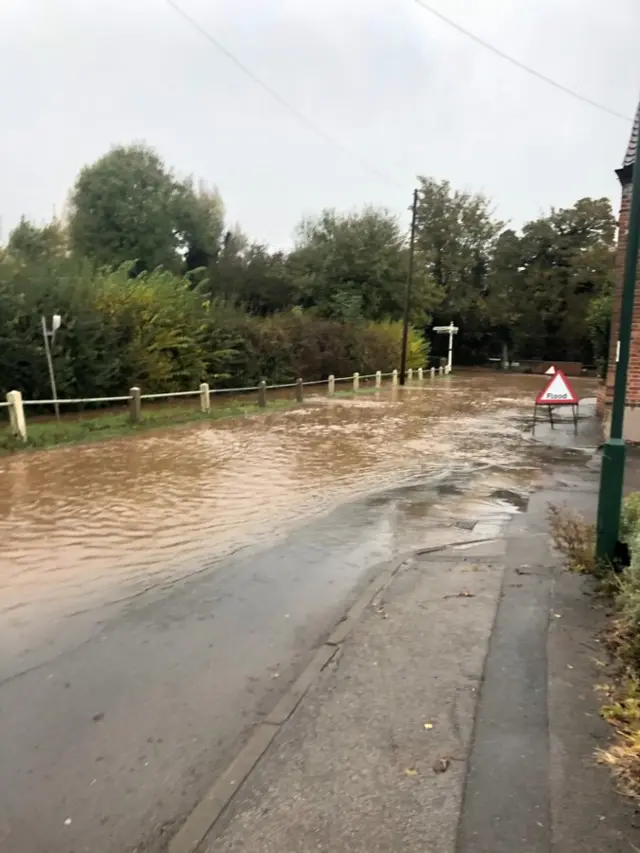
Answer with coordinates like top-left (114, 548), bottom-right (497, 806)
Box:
top-left (404, 767), bottom-right (418, 777)
top-left (432, 757), bottom-right (450, 774)
top-left (424, 722), bottom-right (434, 730)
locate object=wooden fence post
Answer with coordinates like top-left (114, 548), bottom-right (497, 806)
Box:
top-left (418, 368), bottom-right (423, 382)
top-left (353, 372), bottom-right (360, 391)
top-left (6, 391), bottom-right (27, 441)
top-left (258, 380), bottom-right (267, 408)
top-left (295, 378), bottom-right (304, 402)
top-left (375, 371), bottom-right (382, 388)
top-left (328, 375), bottom-right (335, 396)
top-left (407, 368), bottom-right (413, 383)
top-left (199, 382), bottom-right (210, 413)
top-left (129, 387), bottom-right (141, 424)
top-left (392, 369), bottom-right (398, 387)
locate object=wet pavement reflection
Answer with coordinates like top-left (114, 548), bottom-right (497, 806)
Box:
top-left (0, 372), bottom-right (597, 645)
top-left (0, 370), bottom-right (601, 853)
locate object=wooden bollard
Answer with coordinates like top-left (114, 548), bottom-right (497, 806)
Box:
top-left (418, 368), bottom-right (423, 382)
top-left (6, 390), bottom-right (27, 441)
top-left (199, 382), bottom-right (210, 412)
top-left (439, 366), bottom-right (444, 376)
top-left (295, 378), bottom-right (304, 402)
top-left (258, 380), bottom-right (267, 408)
top-left (353, 372), bottom-right (360, 391)
top-left (375, 370), bottom-right (382, 388)
top-left (129, 386), bottom-right (141, 424)
top-left (407, 368), bottom-right (413, 383)
top-left (328, 374), bottom-right (335, 396)
top-left (392, 369), bottom-right (398, 387)
top-left (430, 367), bottom-right (436, 379)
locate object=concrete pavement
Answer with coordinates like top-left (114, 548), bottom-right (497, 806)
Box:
top-left (197, 538), bottom-right (506, 853)
top-left (3, 394), bottom-right (631, 853)
top-left (194, 460), bottom-right (640, 853)
top-left (0, 462), bottom-right (516, 853)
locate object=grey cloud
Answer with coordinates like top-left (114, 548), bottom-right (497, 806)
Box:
top-left (0, 0), bottom-right (638, 247)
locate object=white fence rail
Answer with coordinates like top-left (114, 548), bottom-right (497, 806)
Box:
top-left (3, 366), bottom-right (445, 443)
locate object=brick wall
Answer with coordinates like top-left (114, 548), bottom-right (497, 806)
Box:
top-left (603, 181), bottom-right (639, 407)
top-left (603, 100), bottom-right (640, 427)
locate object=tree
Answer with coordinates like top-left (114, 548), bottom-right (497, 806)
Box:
top-left (414, 177), bottom-right (503, 322)
top-left (231, 245), bottom-right (296, 315)
top-left (8, 217), bottom-right (67, 264)
top-left (587, 286), bottom-right (614, 378)
top-left (177, 181), bottom-right (225, 272)
top-left (484, 229), bottom-right (525, 363)
top-left (513, 197), bottom-right (616, 362)
top-left (68, 144), bottom-right (185, 272)
top-left (288, 207), bottom-right (440, 324)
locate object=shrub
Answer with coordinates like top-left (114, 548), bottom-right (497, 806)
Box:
top-left (621, 493), bottom-right (640, 545)
top-left (547, 503), bottom-right (597, 575)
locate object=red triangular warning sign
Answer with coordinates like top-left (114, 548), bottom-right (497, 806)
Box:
top-left (536, 370), bottom-right (580, 406)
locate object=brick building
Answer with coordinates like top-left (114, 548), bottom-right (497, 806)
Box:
top-left (602, 99), bottom-right (640, 438)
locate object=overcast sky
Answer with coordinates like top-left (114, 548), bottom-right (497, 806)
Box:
top-left (1, 0), bottom-right (638, 248)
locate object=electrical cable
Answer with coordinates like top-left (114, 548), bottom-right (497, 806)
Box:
top-left (413, 0), bottom-right (633, 123)
top-left (165, 0), bottom-right (403, 188)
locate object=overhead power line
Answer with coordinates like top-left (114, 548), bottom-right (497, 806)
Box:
top-left (165, 0), bottom-right (402, 189)
top-left (412, 0), bottom-right (633, 123)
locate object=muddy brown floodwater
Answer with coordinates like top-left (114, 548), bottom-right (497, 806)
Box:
top-left (0, 370), bottom-right (600, 853)
top-left (0, 372), bottom-right (596, 651)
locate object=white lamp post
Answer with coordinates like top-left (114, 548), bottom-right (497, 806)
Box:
top-left (433, 321), bottom-right (459, 374)
top-left (41, 314), bottom-right (62, 421)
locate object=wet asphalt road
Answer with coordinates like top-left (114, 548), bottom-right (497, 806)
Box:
top-left (0, 386), bottom-right (599, 853)
top-left (1, 468), bottom-right (489, 853)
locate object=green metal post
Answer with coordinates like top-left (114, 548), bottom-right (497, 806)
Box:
top-left (596, 154), bottom-right (640, 560)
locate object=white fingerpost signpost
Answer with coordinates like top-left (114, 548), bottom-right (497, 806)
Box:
top-left (433, 321), bottom-right (459, 374)
top-left (41, 314), bottom-right (62, 421)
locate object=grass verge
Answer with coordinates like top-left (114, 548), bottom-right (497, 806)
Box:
top-left (0, 374), bottom-right (447, 455)
top-left (549, 495), bottom-right (640, 798)
top-left (0, 382), bottom-right (399, 456)
top-left (0, 398), bottom-right (302, 455)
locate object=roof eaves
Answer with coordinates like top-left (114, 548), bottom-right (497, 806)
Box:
top-left (623, 99), bottom-right (640, 168)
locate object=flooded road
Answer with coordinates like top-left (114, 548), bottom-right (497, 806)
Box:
top-left (0, 372), bottom-right (598, 853)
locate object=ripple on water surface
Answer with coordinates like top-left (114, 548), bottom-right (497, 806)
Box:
top-left (0, 372), bottom-right (596, 631)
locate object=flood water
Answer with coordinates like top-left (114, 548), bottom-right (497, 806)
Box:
top-left (0, 372), bottom-right (597, 651)
top-left (0, 370), bottom-right (601, 853)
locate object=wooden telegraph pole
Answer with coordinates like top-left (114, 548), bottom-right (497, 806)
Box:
top-left (400, 189), bottom-right (419, 387)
